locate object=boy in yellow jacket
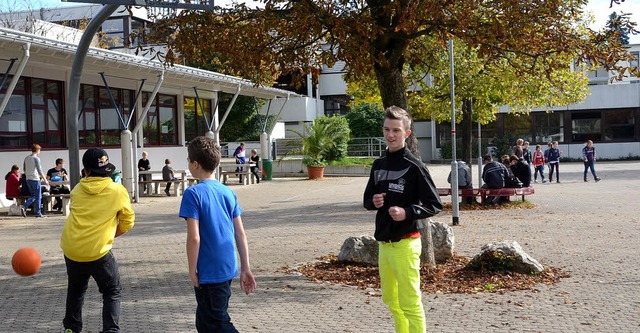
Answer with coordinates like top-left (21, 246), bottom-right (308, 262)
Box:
top-left (60, 148), bottom-right (135, 333)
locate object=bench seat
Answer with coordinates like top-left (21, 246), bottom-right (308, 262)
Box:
top-left (437, 187), bottom-right (535, 206)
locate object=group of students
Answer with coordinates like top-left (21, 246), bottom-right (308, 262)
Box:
top-left (232, 142), bottom-right (262, 184)
top-left (450, 138), bottom-right (602, 206)
top-left (4, 144), bottom-right (70, 217)
top-left (529, 139), bottom-right (601, 183)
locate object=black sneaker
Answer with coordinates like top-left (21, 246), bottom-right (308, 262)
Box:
top-left (164, 189), bottom-right (171, 196)
top-left (595, 177), bottom-right (601, 182)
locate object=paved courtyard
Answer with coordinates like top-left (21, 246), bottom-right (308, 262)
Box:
top-left (1, 161), bottom-right (639, 332)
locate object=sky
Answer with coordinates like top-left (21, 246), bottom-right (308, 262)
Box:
top-left (1, 0), bottom-right (639, 43)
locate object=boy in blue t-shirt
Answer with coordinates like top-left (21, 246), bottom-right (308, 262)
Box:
top-left (179, 136), bottom-right (256, 332)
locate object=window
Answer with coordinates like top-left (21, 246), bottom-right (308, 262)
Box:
top-left (630, 51), bottom-right (639, 72)
top-left (0, 77), bottom-right (63, 149)
top-left (503, 113), bottom-right (532, 142)
top-left (603, 109), bottom-right (635, 141)
top-left (78, 84), bottom-right (135, 146)
top-left (142, 93), bottom-right (177, 145)
top-left (533, 112), bottom-right (564, 143)
top-left (571, 111), bottom-right (601, 142)
top-left (184, 97), bottom-right (212, 143)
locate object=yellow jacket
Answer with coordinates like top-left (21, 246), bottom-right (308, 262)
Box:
top-left (60, 177), bottom-right (135, 262)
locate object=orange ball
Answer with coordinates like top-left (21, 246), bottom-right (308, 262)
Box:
top-left (12, 247), bottom-right (41, 277)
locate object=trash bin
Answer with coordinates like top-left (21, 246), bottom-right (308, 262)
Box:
top-left (262, 159), bottom-right (273, 181)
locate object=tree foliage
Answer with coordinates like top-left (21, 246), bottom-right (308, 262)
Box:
top-left (142, 0), bottom-right (639, 156)
top-left (344, 103), bottom-right (384, 138)
top-left (218, 94), bottom-right (272, 142)
top-left (606, 12), bottom-right (631, 45)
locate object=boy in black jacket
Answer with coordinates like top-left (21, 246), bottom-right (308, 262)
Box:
top-left (363, 106), bottom-right (442, 333)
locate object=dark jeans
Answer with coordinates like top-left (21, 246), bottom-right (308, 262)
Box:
top-left (250, 166), bottom-right (260, 183)
top-left (548, 163), bottom-right (559, 181)
top-left (63, 251), bottom-right (122, 333)
top-left (51, 185), bottom-right (70, 209)
top-left (194, 280), bottom-right (238, 333)
top-left (165, 177), bottom-right (177, 192)
top-left (584, 160), bottom-right (598, 180)
top-left (25, 179), bottom-right (42, 216)
top-left (534, 165), bottom-right (545, 181)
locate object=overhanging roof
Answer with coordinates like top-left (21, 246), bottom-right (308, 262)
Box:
top-left (0, 26), bottom-right (296, 100)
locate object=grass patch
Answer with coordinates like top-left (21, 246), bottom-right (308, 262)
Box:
top-left (326, 157), bottom-right (375, 166)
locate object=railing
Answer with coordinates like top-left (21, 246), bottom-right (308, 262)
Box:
top-left (347, 137), bottom-right (386, 157)
top-left (273, 137), bottom-right (385, 158)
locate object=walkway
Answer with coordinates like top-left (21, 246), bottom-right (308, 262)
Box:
top-left (0, 161), bottom-right (639, 332)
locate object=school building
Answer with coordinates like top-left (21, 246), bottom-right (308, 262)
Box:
top-left (1, 4), bottom-right (640, 196)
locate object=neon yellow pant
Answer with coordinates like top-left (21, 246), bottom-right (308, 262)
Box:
top-left (379, 237), bottom-right (425, 333)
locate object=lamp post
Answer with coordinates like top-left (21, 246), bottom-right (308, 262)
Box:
top-left (449, 39), bottom-right (459, 226)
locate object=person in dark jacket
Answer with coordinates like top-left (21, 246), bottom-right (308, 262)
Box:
top-left (582, 140), bottom-right (601, 182)
top-left (509, 155), bottom-right (531, 187)
top-left (447, 160), bottom-right (475, 204)
top-left (547, 141), bottom-right (561, 183)
top-left (363, 106), bottom-right (442, 333)
top-left (481, 154), bottom-right (509, 205)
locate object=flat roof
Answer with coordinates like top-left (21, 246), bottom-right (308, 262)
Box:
top-left (0, 26), bottom-right (296, 100)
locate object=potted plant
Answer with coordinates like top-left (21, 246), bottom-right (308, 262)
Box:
top-left (288, 116), bottom-right (350, 180)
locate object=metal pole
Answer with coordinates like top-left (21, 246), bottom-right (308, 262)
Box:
top-left (477, 120), bottom-right (483, 188)
top-left (449, 39), bottom-right (459, 226)
top-left (66, 5), bottom-right (119, 188)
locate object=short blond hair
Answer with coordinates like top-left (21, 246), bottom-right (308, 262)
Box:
top-left (384, 106), bottom-right (411, 130)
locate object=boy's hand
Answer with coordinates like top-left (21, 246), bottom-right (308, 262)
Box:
top-left (240, 269), bottom-right (256, 295)
top-left (190, 272), bottom-right (199, 287)
top-left (373, 193), bottom-right (386, 209)
top-left (388, 206), bottom-right (406, 222)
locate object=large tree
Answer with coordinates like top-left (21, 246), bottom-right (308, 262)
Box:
top-left (145, 0), bottom-right (637, 158)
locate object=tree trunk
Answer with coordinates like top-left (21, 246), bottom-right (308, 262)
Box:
top-left (374, 64), bottom-right (421, 160)
top-left (460, 98), bottom-right (474, 165)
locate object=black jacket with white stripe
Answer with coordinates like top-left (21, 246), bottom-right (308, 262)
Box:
top-left (363, 147), bottom-right (442, 242)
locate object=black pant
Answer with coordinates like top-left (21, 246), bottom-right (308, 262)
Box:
top-left (51, 186), bottom-right (70, 209)
top-left (194, 280), bottom-right (238, 333)
top-left (63, 251), bottom-right (121, 333)
top-left (250, 167), bottom-right (260, 183)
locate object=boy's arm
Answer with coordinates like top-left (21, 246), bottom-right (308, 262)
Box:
top-left (233, 216), bottom-right (256, 295)
top-left (408, 167), bottom-right (442, 220)
top-left (186, 217), bottom-right (201, 287)
top-left (115, 189), bottom-right (135, 237)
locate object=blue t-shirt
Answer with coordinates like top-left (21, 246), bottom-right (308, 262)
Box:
top-left (179, 179), bottom-right (242, 284)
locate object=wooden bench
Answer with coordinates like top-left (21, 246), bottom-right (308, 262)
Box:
top-left (437, 187), bottom-right (535, 206)
top-left (218, 162), bottom-right (257, 185)
top-left (220, 170), bottom-right (256, 185)
top-left (15, 193), bottom-right (71, 216)
top-left (138, 179), bottom-right (184, 196)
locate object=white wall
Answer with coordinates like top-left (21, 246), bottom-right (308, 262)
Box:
top-left (261, 96), bottom-right (319, 122)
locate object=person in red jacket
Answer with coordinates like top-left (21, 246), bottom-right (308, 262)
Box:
top-left (532, 144), bottom-right (546, 183)
top-left (4, 164), bottom-right (21, 200)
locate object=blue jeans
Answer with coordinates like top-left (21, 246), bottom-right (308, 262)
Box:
top-left (194, 280), bottom-right (238, 333)
top-left (24, 179), bottom-right (42, 216)
top-left (534, 165), bottom-right (545, 181)
top-left (584, 160), bottom-right (598, 180)
top-left (63, 251), bottom-right (122, 333)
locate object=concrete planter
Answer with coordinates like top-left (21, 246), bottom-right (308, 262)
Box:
top-left (271, 159), bottom-right (371, 177)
